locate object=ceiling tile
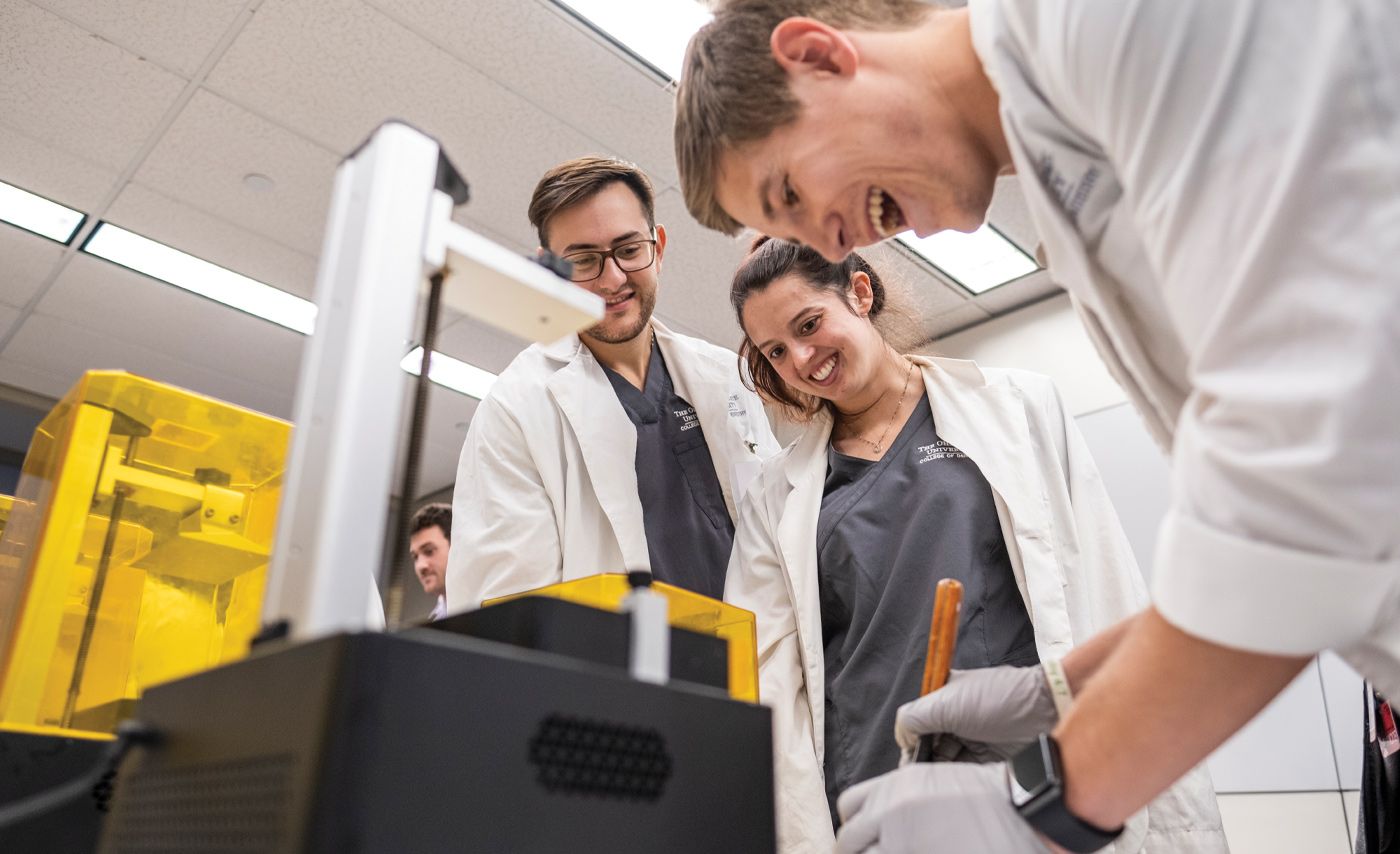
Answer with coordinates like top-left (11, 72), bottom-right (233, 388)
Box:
top-left (3, 311), bottom-right (294, 418)
top-left (206, 0), bottom-right (605, 242)
top-left (986, 175), bottom-right (1039, 258)
top-left (24, 0), bottom-right (247, 76)
top-left (103, 182), bottom-right (320, 300)
top-left (0, 123), bottom-right (120, 211)
top-left (365, 0), bottom-right (678, 188)
top-left (970, 269), bottom-right (1061, 316)
top-left (0, 0), bottom-right (186, 170)
top-left (0, 354), bottom-right (73, 400)
top-left (131, 89), bottom-right (341, 257)
top-left (432, 315), bottom-right (530, 377)
top-left (0, 226), bottom-right (65, 310)
top-left (0, 303), bottom-right (19, 334)
top-left (920, 303), bottom-right (994, 347)
top-left (35, 253), bottom-right (305, 401)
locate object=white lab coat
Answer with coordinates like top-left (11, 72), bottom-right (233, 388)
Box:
top-left (726, 357), bottom-right (1224, 853)
top-left (969, 0), bottom-right (1400, 697)
top-left (446, 321), bottom-right (779, 610)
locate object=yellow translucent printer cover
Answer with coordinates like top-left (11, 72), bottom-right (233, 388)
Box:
top-left (0, 371), bottom-right (290, 735)
top-left (486, 574), bottom-right (760, 703)
top-left (0, 494), bottom-right (12, 542)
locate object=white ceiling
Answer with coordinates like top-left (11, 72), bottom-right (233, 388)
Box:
top-left (0, 0), bottom-right (1058, 496)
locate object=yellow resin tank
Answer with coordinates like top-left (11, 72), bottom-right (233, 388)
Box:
top-left (0, 372), bottom-right (290, 735)
top-left (486, 574), bottom-right (760, 703)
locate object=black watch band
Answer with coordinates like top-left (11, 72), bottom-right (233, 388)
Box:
top-left (1007, 734), bottom-right (1123, 853)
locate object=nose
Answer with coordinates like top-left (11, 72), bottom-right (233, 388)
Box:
top-left (814, 212), bottom-right (850, 262)
top-left (792, 341), bottom-right (820, 372)
top-left (596, 255), bottom-right (628, 292)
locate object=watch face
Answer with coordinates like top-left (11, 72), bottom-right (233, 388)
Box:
top-left (1008, 739), bottom-right (1055, 807)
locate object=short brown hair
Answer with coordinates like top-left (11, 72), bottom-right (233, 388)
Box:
top-left (410, 502), bottom-right (452, 542)
top-left (732, 235), bottom-right (891, 421)
top-left (527, 156), bottom-right (656, 247)
top-left (675, 0), bottom-right (932, 235)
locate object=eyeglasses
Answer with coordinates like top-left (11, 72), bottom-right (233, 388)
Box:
top-left (562, 236), bottom-right (658, 283)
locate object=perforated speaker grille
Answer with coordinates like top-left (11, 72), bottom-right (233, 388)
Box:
top-left (528, 714), bottom-right (672, 801)
top-left (103, 754), bottom-right (295, 853)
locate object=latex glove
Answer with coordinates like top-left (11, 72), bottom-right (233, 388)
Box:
top-left (835, 762), bottom-right (1050, 854)
top-left (895, 665), bottom-right (1057, 765)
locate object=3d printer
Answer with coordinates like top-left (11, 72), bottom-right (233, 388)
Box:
top-left (0, 124), bottom-right (776, 853)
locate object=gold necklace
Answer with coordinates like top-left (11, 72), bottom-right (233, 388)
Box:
top-left (841, 358), bottom-right (915, 455)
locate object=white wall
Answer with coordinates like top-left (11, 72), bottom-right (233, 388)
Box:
top-left (935, 293), bottom-right (1125, 417)
top-left (939, 297), bottom-right (1364, 853)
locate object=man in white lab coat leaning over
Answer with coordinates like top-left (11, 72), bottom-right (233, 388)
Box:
top-left (674, 1), bottom-right (1400, 851)
top-left (446, 157), bottom-right (779, 610)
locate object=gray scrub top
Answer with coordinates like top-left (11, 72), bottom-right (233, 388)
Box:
top-left (601, 337), bottom-right (734, 599)
top-left (817, 393), bottom-right (1038, 823)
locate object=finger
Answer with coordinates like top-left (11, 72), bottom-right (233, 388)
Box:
top-left (898, 744), bottom-right (915, 767)
top-left (837, 775), bottom-right (881, 823)
top-left (894, 692), bottom-right (958, 749)
top-left (834, 808), bottom-right (881, 854)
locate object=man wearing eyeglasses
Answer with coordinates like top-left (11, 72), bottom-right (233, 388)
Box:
top-left (445, 156), bottom-right (779, 612)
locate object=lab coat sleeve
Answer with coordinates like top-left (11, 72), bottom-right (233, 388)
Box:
top-left (724, 482), bottom-right (834, 854)
top-left (1056, 0), bottom-right (1400, 654)
top-left (446, 394), bottom-right (562, 611)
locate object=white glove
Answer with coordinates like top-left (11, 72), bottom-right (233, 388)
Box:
top-left (895, 665), bottom-right (1058, 764)
top-left (835, 762), bottom-right (1050, 854)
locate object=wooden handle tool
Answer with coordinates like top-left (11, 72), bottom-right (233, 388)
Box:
top-left (915, 578), bottom-right (963, 762)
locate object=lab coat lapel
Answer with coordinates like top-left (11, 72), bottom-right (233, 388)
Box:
top-left (658, 325), bottom-right (747, 520)
top-left (917, 357), bottom-right (1074, 649)
top-left (544, 338), bottom-right (650, 571)
top-left (775, 418), bottom-right (832, 756)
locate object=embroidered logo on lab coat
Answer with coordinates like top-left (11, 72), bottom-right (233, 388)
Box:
top-left (674, 406), bottom-right (700, 431)
top-left (1034, 153), bottom-right (1101, 224)
top-left (917, 440), bottom-right (967, 464)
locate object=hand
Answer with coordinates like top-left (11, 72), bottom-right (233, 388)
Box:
top-left (835, 762), bottom-right (1049, 854)
top-left (895, 665), bottom-right (1058, 764)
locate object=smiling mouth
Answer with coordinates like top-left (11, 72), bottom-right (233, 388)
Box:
top-left (867, 187), bottom-right (907, 239)
top-left (810, 354), bottom-right (838, 384)
top-left (603, 291), bottom-right (633, 308)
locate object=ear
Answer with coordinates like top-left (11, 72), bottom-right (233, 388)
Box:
top-left (848, 269), bottom-right (876, 316)
top-left (770, 17), bottom-right (858, 80)
top-left (653, 223), bottom-right (668, 270)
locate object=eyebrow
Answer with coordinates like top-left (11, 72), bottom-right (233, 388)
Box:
top-left (561, 230), bottom-right (645, 254)
top-left (759, 173), bottom-right (775, 220)
top-left (754, 306), bottom-right (821, 351)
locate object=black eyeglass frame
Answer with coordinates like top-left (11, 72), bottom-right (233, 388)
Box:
top-left (560, 233), bottom-right (659, 283)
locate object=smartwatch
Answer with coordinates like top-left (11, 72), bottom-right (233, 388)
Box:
top-left (1007, 734), bottom-right (1123, 853)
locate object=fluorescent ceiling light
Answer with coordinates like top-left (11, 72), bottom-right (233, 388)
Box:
top-left (898, 224), bottom-right (1039, 294)
top-left (401, 346), bottom-right (497, 400)
top-left (0, 180), bottom-right (85, 243)
top-left (557, 0), bottom-right (711, 80)
top-left (83, 223), bottom-right (317, 335)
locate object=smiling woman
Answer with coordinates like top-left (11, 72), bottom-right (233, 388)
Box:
top-left (722, 235), bottom-right (1224, 854)
top-left (731, 235), bottom-right (918, 423)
